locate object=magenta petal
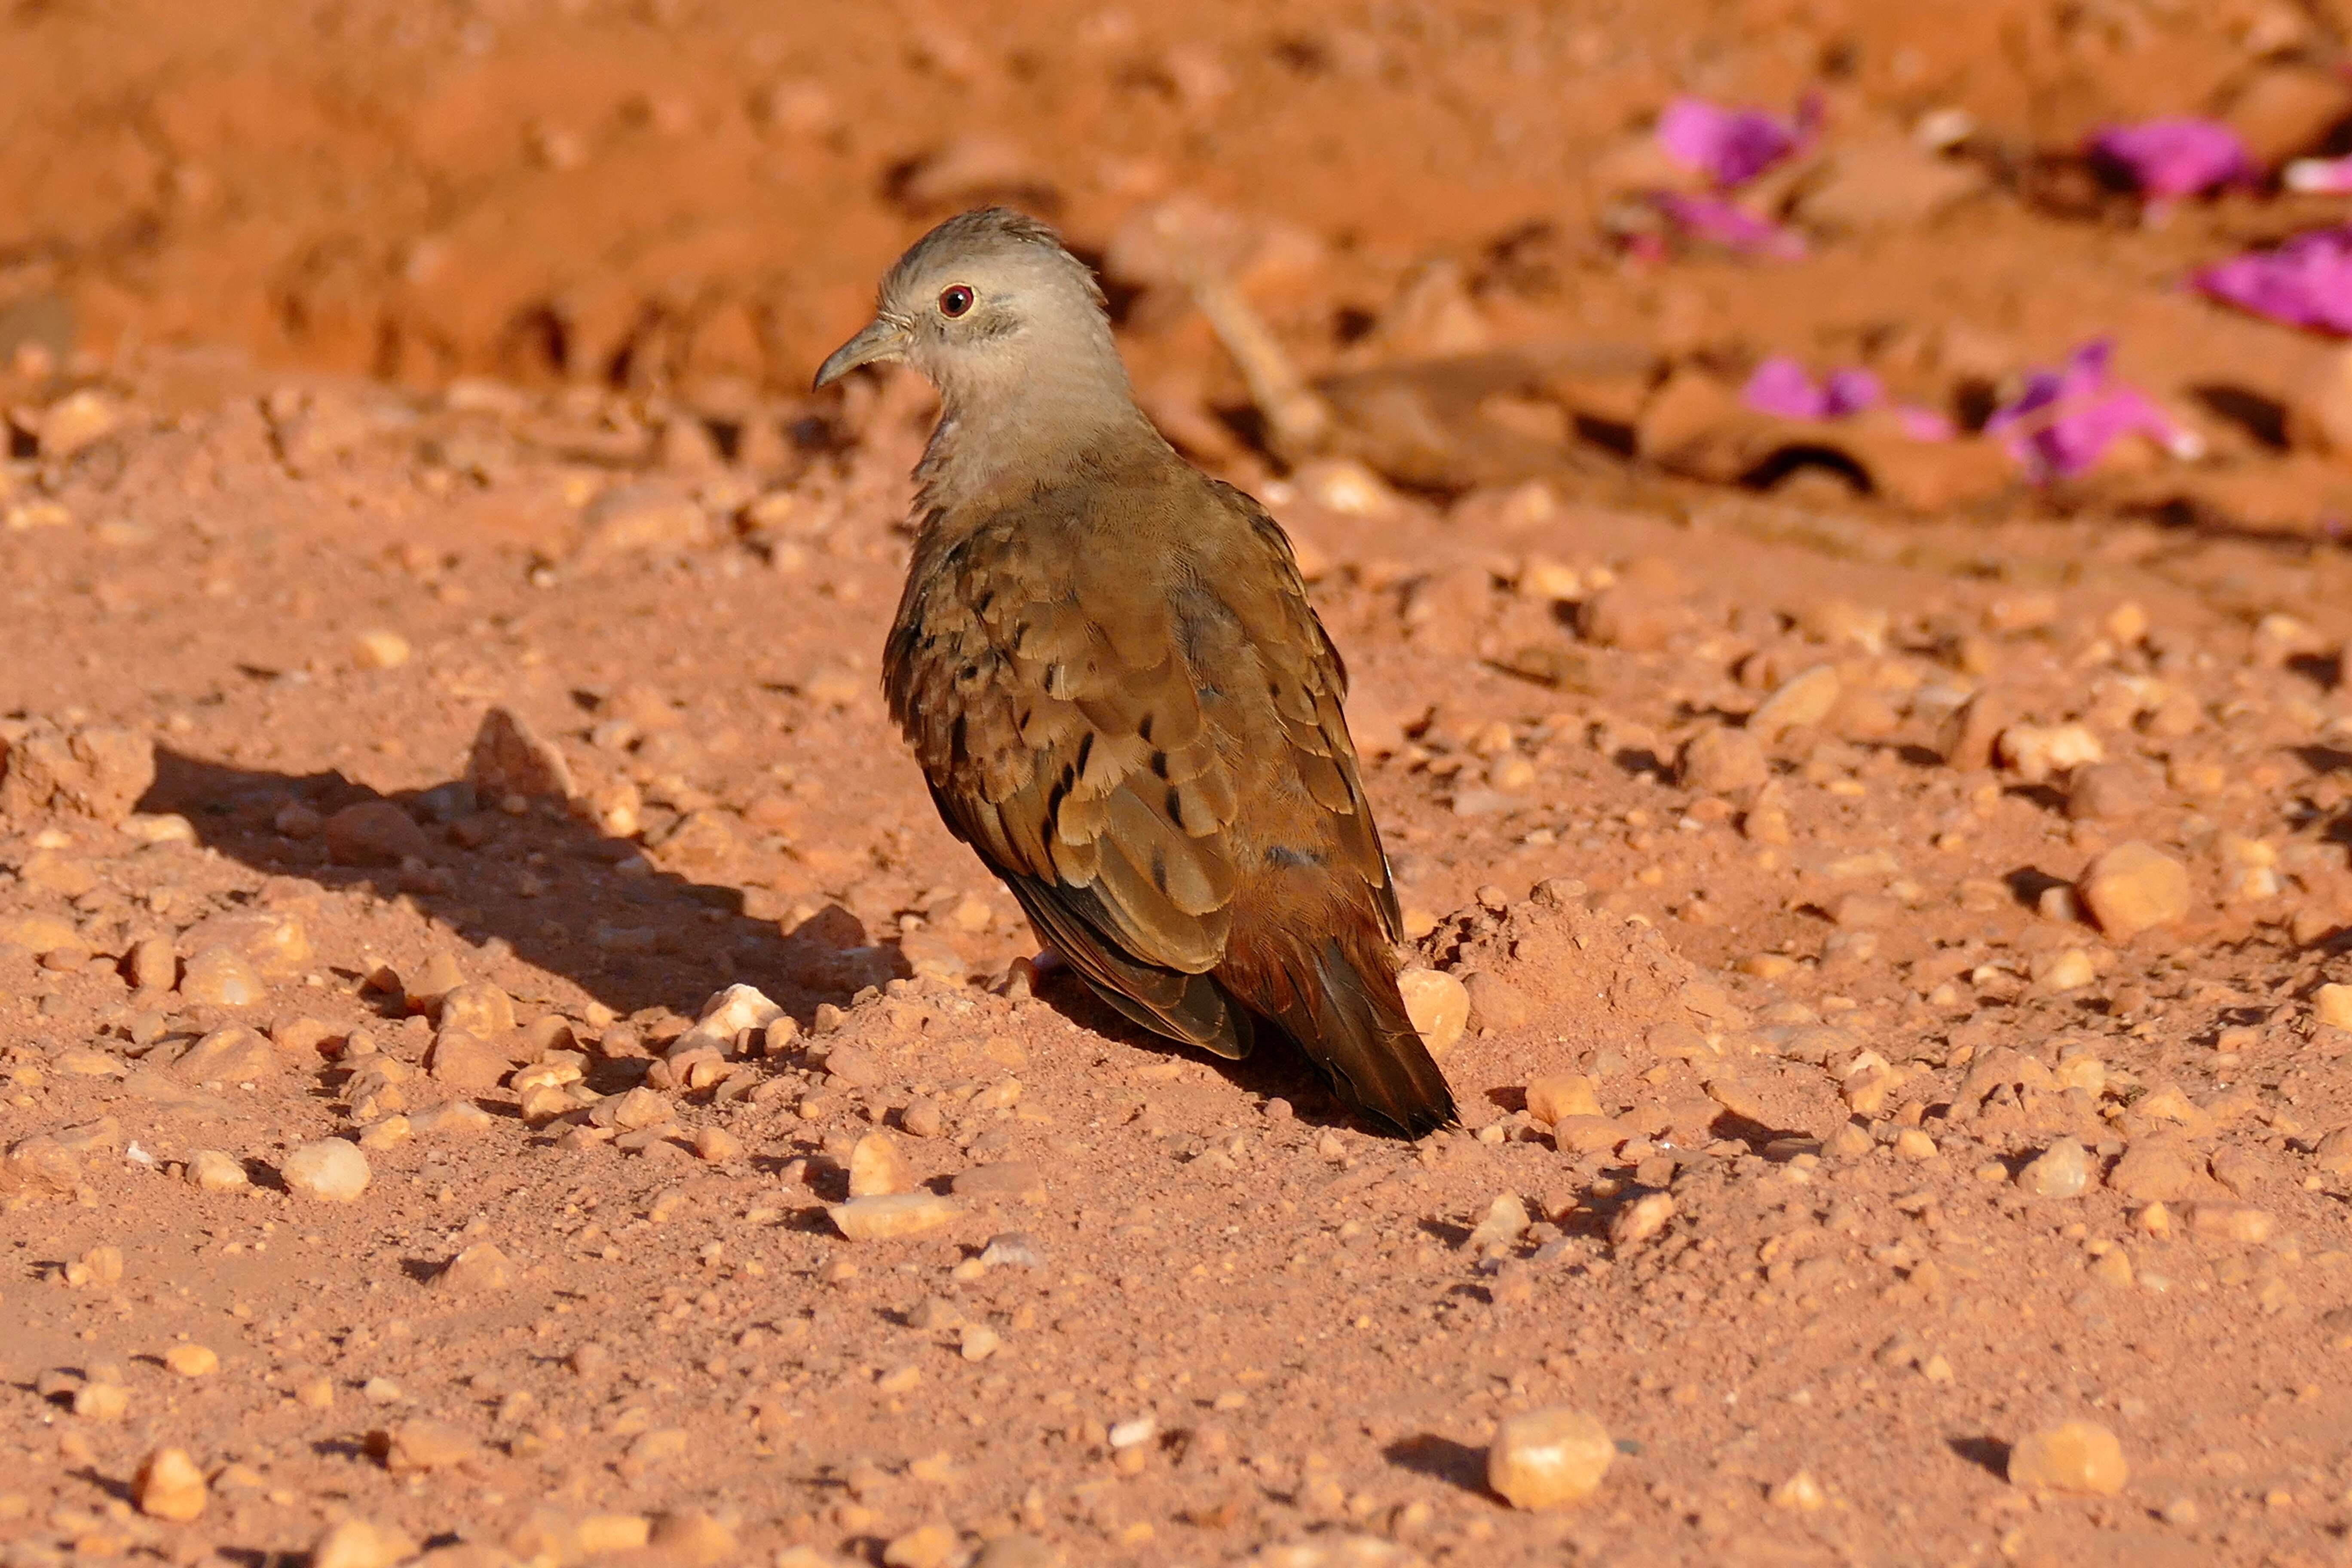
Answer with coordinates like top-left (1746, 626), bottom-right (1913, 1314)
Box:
top-left (1652, 193), bottom-right (1808, 259)
top-left (2086, 117), bottom-right (2254, 199)
top-left (1986, 338), bottom-right (2193, 481)
top-left (2195, 226), bottom-right (2352, 335)
top-left (1743, 356), bottom-right (1828, 418)
top-left (1820, 368), bottom-right (1882, 418)
top-left (1657, 96), bottom-right (1808, 188)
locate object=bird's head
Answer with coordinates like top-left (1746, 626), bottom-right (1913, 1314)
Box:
top-left (815, 207), bottom-right (1128, 412)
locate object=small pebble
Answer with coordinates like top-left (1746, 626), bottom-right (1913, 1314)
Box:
top-left (693, 1125), bottom-right (743, 1163)
top-left (178, 946), bottom-right (263, 1008)
top-left (351, 630), bottom-right (412, 670)
top-left (133, 1447), bottom-right (208, 1521)
top-left (830, 1193), bottom-right (960, 1241)
top-left (2008, 1420), bottom-right (2127, 1495)
top-left (881, 1524), bottom-right (957, 1568)
top-left (2078, 842), bottom-right (2192, 940)
top-left (1487, 1407), bottom-right (1613, 1509)
top-left (436, 1242), bottom-right (513, 1292)
top-left (1768, 1471), bottom-right (1826, 1512)
top-left (312, 1519), bottom-right (420, 1568)
top-left (2314, 984), bottom-right (2352, 1032)
top-left (374, 1419), bottom-right (480, 1473)
top-left (282, 1139), bottom-right (371, 1203)
top-left (1396, 968), bottom-right (1469, 1057)
top-left (849, 1130), bottom-right (914, 1197)
top-left (1524, 1074), bottom-right (1600, 1126)
top-left (648, 1511), bottom-right (738, 1568)
top-left (1610, 1192), bottom-right (1673, 1249)
top-left (2016, 1138), bottom-right (2089, 1198)
top-left (163, 1344), bottom-right (218, 1378)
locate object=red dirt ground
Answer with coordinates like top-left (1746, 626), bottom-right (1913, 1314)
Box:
top-left (4, 3), bottom-right (2352, 1566)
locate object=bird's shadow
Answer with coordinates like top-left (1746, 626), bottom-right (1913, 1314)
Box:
top-left (138, 747), bottom-right (1389, 1131)
top-left (137, 748), bottom-right (895, 1027)
top-left (1020, 962), bottom-right (1382, 1133)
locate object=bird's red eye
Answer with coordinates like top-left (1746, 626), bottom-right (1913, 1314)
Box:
top-left (938, 285), bottom-right (974, 318)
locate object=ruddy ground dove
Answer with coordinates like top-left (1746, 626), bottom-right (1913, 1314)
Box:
top-left (816, 208), bottom-right (1457, 1137)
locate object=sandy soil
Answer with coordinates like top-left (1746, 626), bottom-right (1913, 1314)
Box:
top-left (4, 3), bottom-right (2352, 1566)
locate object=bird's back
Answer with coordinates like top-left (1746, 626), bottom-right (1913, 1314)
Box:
top-left (884, 440), bottom-right (1455, 1135)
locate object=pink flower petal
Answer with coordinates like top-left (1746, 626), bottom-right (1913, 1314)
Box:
top-left (2086, 118), bottom-right (2254, 200)
top-left (1742, 356), bottom-right (1828, 418)
top-left (2195, 225), bottom-right (2352, 335)
top-left (1656, 96), bottom-right (1813, 189)
top-left (1984, 338), bottom-right (2196, 481)
top-left (1743, 358), bottom-right (1886, 423)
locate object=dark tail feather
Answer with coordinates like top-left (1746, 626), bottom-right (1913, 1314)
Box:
top-left (1237, 928), bottom-right (1458, 1138)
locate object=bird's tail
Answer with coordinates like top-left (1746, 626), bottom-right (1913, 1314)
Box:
top-left (1225, 922), bottom-right (1459, 1138)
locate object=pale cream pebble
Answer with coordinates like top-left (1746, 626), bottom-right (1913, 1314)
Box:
top-left (281, 1139), bottom-right (371, 1202)
top-left (73, 1381), bottom-right (129, 1421)
top-left (133, 1447), bottom-right (207, 1521)
top-left (1749, 665), bottom-right (1841, 740)
top-left (1894, 1129), bottom-right (1938, 1161)
top-left (311, 1518), bottom-right (420, 1568)
top-left (2314, 1127), bottom-right (2352, 1176)
top-left (1524, 1074), bottom-right (1600, 1126)
top-left (178, 946), bottom-right (263, 1008)
top-left (2016, 1138), bottom-right (2090, 1198)
top-left (2008, 1421), bottom-right (2127, 1495)
top-left (959, 1325), bottom-right (1001, 1362)
top-left (693, 1125), bottom-right (744, 1163)
top-left (2032, 948), bottom-right (2097, 992)
top-left (296, 1377), bottom-right (335, 1409)
top-left (849, 1130), bottom-right (914, 1197)
top-left (1768, 1471), bottom-right (1826, 1511)
top-left (361, 1377), bottom-right (403, 1404)
top-left (374, 1419), bottom-right (480, 1473)
top-left (1996, 722), bottom-right (2103, 784)
top-left (1396, 968), bottom-right (1468, 1058)
top-left (410, 1100), bottom-right (494, 1138)
top-left (2314, 985), bottom-right (2352, 1032)
top-left (1610, 1192), bottom-right (1673, 1249)
top-left (1824, 1122), bottom-right (1874, 1161)
top-left (187, 1149), bottom-right (248, 1193)
top-left (1680, 726), bottom-right (1770, 793)
top-left (610, 1087), bottom-right (673, 1130)
top-left (830, 1193), bottom-right (961, 1240)
top-left (351, 630), bottom-right (411, 670)
top-left (1552, 1115), bottom-right (1634, 1155)
top-left (2078, 842), bottom-right (2192, 940)
top-left (1487, 1408), bottom-right (1613, 1509)
top-left (881, 1524), bottom-right (959, 1568)
top-left (435, 1243), bottom-right (513, 1292)
top-left (437, 981), bottom-right (515, 1038)
top-left (126, 935), bottom-right (178, 992)
top-left (162, 1345), bottom-right (218, 1378)
top-left (356, 1116), bottom-right (412, 1152)
top-left (648, 1510), bottom-right (738, 1568)
top-left (1464, 1193), bottom-right (1530, 1252)
top-left (73, 1245), bottom-right (123, 1287)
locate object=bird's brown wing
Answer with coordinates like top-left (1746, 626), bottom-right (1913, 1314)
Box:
top-left (885, 496), bottom-right (1254, 1054)
top-left (1204, 480), bottom-right (1403, 944)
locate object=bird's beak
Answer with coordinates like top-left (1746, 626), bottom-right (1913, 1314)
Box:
top-left (813, 314), bottom-right (913, 389)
